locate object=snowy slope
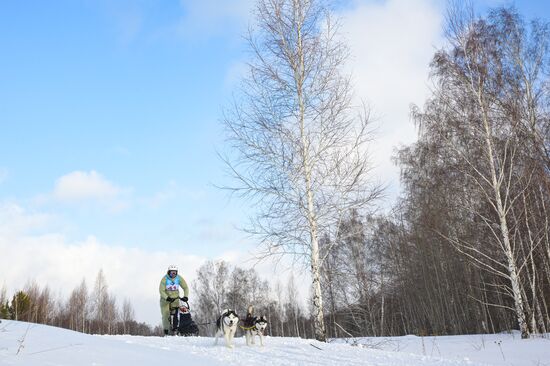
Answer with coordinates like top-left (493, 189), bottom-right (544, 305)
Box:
top-left (342, 333), bottom-right (550, 366)
top-left (0, 320), bottom-right (546, 366)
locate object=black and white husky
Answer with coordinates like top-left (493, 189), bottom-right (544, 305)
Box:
top-left (243, 305), bottom-right (268, 346)
top-left (214, 309), bottom-right (239, 348)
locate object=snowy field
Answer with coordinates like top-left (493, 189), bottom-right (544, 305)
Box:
top-left (339, 333), bottom-right (550, 366)
top-left (0, 320), bottom-right (548, 366)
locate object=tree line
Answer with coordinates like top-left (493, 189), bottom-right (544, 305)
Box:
top-left (0, 269), bottom-right (158, 336)
top-left (0, 262), bottom-right (317, 338)
top-left (221, 0), bottom-right (550, 340)
top-left (318, 4), bottom-right (550, 339)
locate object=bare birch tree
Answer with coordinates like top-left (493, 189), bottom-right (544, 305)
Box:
top-left (92, 269), bottom-right (109, 334)
top-left (67, 279), bottom-right (89, 332)
top-left (222, 0), bottom-right (381, 341)
top-left (0, 285), bottom-right (9, 319)
top-left (192, 260), bottom-right (230, 335)
top-left (121, 298), bottom-right (135, 334)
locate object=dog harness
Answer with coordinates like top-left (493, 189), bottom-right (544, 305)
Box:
top-left (240, 317), bottom-right (265, 333)
top-left (239, 324), bottom-right (257, 331)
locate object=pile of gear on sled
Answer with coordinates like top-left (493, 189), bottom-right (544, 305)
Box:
top-left (168, 298), bottom-right (199, 336)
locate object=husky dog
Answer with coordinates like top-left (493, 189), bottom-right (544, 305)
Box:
top-left (243, 305), bottom-right (268, 346)
top-left (214, 309), bottom-right (239, 348)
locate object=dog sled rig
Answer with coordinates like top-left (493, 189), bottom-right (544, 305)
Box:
top-left (168, 298), bottom-right (199, 336)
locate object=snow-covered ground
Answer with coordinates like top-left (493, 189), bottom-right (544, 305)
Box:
top-left (338, 333), bottom-right (550, 366)
top-left (0, 320), bottom-right (548, 366)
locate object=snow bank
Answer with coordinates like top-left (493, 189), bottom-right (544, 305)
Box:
top-left (2, 320), bottom-right (546, 365)
top-left (334, 333), bottom-right (550, 366)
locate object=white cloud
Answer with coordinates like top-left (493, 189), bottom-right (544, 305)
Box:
top-left (51, 170), bottom-right (132, 212)
top-left (54, 171), bottom-right (120, 201)
top-left (175, 0), bottom-right (254, 40)
top-left (339, 0), bottom-right (443, 202)
top-left (0, 202), bottom-right (57, 237)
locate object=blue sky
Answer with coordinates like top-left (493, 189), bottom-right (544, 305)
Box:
top-left (0, 0), bottom-right (251, 254)
top-left (1, 0), bottom-right (548, 324)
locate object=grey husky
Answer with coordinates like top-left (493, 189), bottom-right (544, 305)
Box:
top-left (214, 309), bottom-right (239, 348)
top-left (243, 305), bottom-right (268, 346)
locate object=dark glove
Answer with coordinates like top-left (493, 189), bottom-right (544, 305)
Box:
top-left (181, 296), bottom-right (188, 302)
top-left (166, 297), bottom-right (175, 302)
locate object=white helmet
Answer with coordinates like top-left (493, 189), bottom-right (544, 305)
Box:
top-left (167, 265), bottom-right (178, 272)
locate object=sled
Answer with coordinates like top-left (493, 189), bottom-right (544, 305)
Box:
top-left (170, 300), bottom-right (199, 337)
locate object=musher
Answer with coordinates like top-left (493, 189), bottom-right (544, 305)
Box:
top-left (159, 264), bottom-right (189, 335)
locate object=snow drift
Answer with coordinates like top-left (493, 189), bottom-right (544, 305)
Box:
top-left (0, 320), bottom-right (548, 365)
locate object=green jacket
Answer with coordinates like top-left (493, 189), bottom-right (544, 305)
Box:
top-left (159, 274), bottom-right (189, 302)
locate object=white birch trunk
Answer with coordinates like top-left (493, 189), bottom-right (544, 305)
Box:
top-left (295, 5), bottom-right (326, 340)
top-left (479, 97), bottom-right (530, 339)
top-left (310, 224), bottom-right (326, 340)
